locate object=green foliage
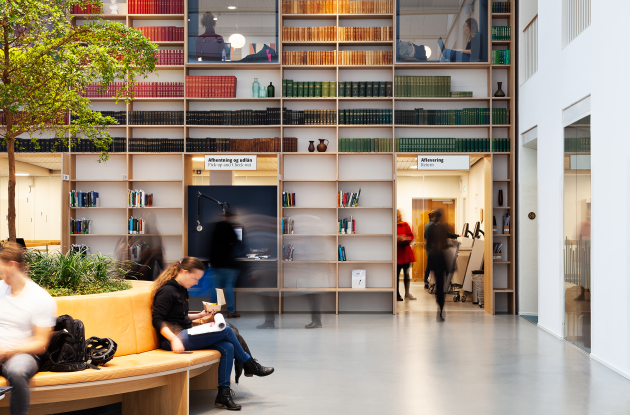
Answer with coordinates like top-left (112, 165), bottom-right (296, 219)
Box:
top-left (25, 250), bottom-right (134, 297)
top-left (0, 0), bottom-right (158, 157)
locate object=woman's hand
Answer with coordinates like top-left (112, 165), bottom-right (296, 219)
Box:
top-left (171, 336), bottom-right (185, 354)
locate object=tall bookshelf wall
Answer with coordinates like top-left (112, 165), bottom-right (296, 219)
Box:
top-left (60, 0), bottom-right (515, 314)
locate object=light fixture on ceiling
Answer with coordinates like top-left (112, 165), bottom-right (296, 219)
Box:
top-left (410, 165), bottom-right (417, 169)
top-left (192, 157), bottom-right (204, 161)
top-left (424, 46), bottom-right (432, 59)
top-left (227, 6), bottom-right (237, 9)
top-left (15, 173), bottom-right (29, 176)
top-left (229, 33), bottom-right (246, 49)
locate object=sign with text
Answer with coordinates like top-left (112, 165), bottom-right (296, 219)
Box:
top-left (417, 155), bottom-right (470, 171)
top-left (205, 155), bottom-right (257, 170)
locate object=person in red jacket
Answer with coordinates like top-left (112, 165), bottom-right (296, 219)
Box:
top-left (397, 210), bottom-right (416, 301)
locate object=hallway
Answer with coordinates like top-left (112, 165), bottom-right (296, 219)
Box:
top-left (190, 313), bottom-right (630, 414)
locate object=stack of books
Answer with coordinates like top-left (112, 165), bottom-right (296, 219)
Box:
top-left (72, 138), bottom-right (126, 153)
top-left (128, 217), bottom-right (146, 235)
top-left (185, 76), bottom-right (237, 98)
top-left (185, 137), bottom-right (281, 152)
top-left (395, 108), bottom-right (492, 125)
top-left (283, 244), bottom-right (295, 261)
top-left (491, 50), bottom-right (511, 64)
top-left (156, 50), bottom-right (184, 66)
top-left (492, 26), bottom-right (511, 41)
top-left (492, 138), bottom-right (510, 152)
top-left (128, 111), bottom-right (184, 125)
top-left (71, 2), bottom-right (100, 13)
top-left (282, 217), bottom-right (294, 234)
top-left (339, 189), bottom-right (361, 207)
top-left (492, 1), bottom-right (511, 13)
top-left (450, 91), bottom-right (473, 97)
top-left (339, 217), bottom-right (355, 234)
top-left (338, 50), bottom-right (392, 65)
top-left (282, 192), bottom-right (296, 207)
top-left (492, 108), bottom-right (510, 125)
top-left (186, 108), bottom-right (281, 125)
top-left (283, 80), bottom-right (337, 97)
top-left (283, 137), bottom-right (298, 152)
top-left (128, 190), bottom-right (153, 207)
top-left (70, 218), bottom-right (91, 234)
top-left (283, 108), bottom-right (337, 125)
top-left (395, 76), bottom-right (453, 97)
top-left (395, 138), bottom-right (492, 153)
top-left (282, 27), bottom-right (336, 41)
top-left (564, 136), bottom-right (591, 153)
top-left (338, 245), bottom-right (347, 261)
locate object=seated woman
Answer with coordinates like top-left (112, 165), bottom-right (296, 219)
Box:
top-left (440, 18), bottom-right (479, 62)
top-left (152, 257), bottom-right (274, 410)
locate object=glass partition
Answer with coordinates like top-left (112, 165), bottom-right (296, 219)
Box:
top-left (563, 115), bottom-right (591, 352)
top-left (187, 0), bottom-right (278, 63)
top-left (396, 0), bottom-right (488, 63)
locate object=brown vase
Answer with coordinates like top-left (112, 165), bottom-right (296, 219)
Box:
top-left (317, 139), bottom-right (329, 152)
top-left (308, 141), bottom-right (315, 152)
top-left (498, 190), bottom-right (504, 206)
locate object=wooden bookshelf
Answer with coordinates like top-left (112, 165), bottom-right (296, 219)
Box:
top-left (61, 0), bottom-right (516, 315)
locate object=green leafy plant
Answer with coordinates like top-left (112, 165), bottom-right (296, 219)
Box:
top-left (25, 250), bottom-right (134, 297)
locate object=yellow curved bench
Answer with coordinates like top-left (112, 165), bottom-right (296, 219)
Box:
top-left (0, 281), bottom-right (220, 415)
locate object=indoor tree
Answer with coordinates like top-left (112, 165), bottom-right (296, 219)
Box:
top-left (0, 0), bottom-right (158, 241)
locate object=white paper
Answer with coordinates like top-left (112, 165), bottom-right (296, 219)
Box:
top-left (187, 313), bottom-right (226, 336)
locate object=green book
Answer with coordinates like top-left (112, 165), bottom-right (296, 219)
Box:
top-left (322, 81), bottom-right (329, 98)
top-left (379, 81), bottom-right (386, 97)
top-left (330, 81), bottom-right (336, 97)
top-left (359, 81), bottom-right (366, 97)
top-left (298, 82), bottom-right (304, 97)
top-left (345, 81), bottom-right (351, 97)
top-left (308, 81), bottom-right (314, 97)
top-left (339, 81), bottom-right (346, 97)
top-left (352, 82), bottom-right (359, 97)
top-left (315, 81), bottom-right (322, 97)
top-left (366, 81), bottom-right (373, 97)
top-left (386, 81), bottom-right (392, 97)
top-left (282, 79), bottom-right (287, 97)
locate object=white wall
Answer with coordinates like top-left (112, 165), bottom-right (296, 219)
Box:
top-left (518, 0), bottom-right (630, 378)
top-left (518, 147), bottom-right (538, 315)
top-left (467, 161), bottom-right (485, 230)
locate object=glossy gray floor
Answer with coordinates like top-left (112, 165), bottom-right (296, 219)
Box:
top-left (190, 312), bottom-right (630, 415)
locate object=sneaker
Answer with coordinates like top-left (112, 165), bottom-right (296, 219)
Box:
top-left (256, 321), bottom-right (275, 329)
top-left (305, 321), bottom-right (322, 329)
top-left (227, 312), bottom-right (241, 318)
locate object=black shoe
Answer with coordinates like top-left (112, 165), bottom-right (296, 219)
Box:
top-left (215, 386), bottom-right (241, 410)
top-left (243, 358), bottom-right (274, 377)
top-left (305, 321), bottom-right (322, 329)
top-left (256, 321), bottom-right (275, 329)
top-left (397, 296), bottom-right (404, 301)
top-left (424, 284), bottom-right (429, 289)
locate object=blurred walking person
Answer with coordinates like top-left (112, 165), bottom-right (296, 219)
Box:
top-left (210, 208), bottom-right (242, 318)
top-left (425, 209), bottom-right (449, 321)
top-left (397, 210), bottom-right (416, 301)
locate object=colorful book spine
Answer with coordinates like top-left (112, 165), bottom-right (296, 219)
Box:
top-left (337, 26), bottom-right (393, 41)
top-left (70, 218), bottom-right (92, 234)
top-left (134, 27), bottom-right (184, 42)
top-left (337, 50), bottom-right (392, 65)
top-left (130, 82), bottom-right (184, 98)
top-left (338, 217), bottom-right (356, 234)
top-left (491, 50), bottom-right (511, 64)
top-left (69, 191), bottom-right (99, 207)
top-left (282, 26), bottom-right (337, 41)
top-left (156, 50), bottom-right (184, 66)
top-left (128, 217), bottom-right (146, 234)
top-left (282, 0), bottom-right (338, 14)
top-left (282, 50), bottom-right (337, 65)
top-left (128, 0), bottom-right (184, 14)
top-left (282, 192), bottom-right (296, 207)
top-left (338, 189), bottom-right (361, 207)
top-left (282, 217), bottom-right (295, 234)
top-left (185, 76), bottom-right (237, 98)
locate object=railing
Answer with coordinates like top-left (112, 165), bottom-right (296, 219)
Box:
top-left (520, 14), bottom-right (538, 84)
top-left (564, 237), bottom-right (590, 289)
top-left (567, 0), bottom-right (591, 44)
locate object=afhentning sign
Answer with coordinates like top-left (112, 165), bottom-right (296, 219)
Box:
top-left (205, 155), bottom-right (257, 170)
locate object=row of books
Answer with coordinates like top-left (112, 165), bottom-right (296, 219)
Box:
top-left (282, 26), bottom-right (336, 42)
top-left (281, 217), bottom-right (295, 234)
top-left (134, 26), bottom-right (184, 42)
top-left (128, 111), bottom-right (184, 125)
top-left (492, 138), bottom-right (510, 152)
top-left (339, 217), bottom-right (356, 234)
top-left (450, 91), bottom-right (474, 97)
top-left (131, 82), bottom-right (184, 98)
top-left (338, 26), bottom-right (393, 41)
top-left (0, 112), bottom-right (68, 126)
top-left (283, 137), bottom-right (299, 152)
top-left (283, 80), bottom-right (338, 97)
top-left (283, 244), bottom-right (295, 261)
top-left (492, 26), bottom-right (511, 41)
top-left (338, 245), bottom-right (347, 261)
top-left (282, 192), bottom-right (296, 207)
top-left (71, 111), bottom-right (126, 125)
top-left (338, 50), bottom-right (392, 65)
top-left (128, 0), bottom-right (183, 14)
top-left (395, 76), bottom-right (452, 98)
top-left (339, 0), bottom-right (392, 14)
top-left (339, 138), bottom-right (391, 152)
top-left (339, 189), bottom-right (361, 207)
top-left (70, 191), bottom-right (99, 208)
top-left (564, 137), bottom-right (591, 153)
top-left (491, 50), bottom-right (511, 65)
top-left (129, 217), bottom-right (146, 234)
top-left (73, 138), bottom-right (126, 153)
top-left (70, 218), bottom-right (92, 235)
top-left (128, 190), bottom-right (153, 207)
top-left (130, 242), bottom-right (148, 262)
top-left (185, 76), bottom-right (237, 98)
top-left (395, 138), bottom-right (492, 153)
top-left (338, 81), bottom-right (393, 97)
top-left (282, 50), bottom-right (336, 66)
top-left (492, 1), bottom-right (511, 13)
top-left (283, 109), bottom-right (337, 125)
top-left (129, 138), bottom-right (184, 152)
top-left (80, 82), bottom-right (125, 98)
top-left (338, 109), bottom-right (392, 125)
top-left (186, 109), bottom-right (282, 126)
top-left (185, 137), bottom-right (282, 153)
top-left (156, 50), bottom-right (184, 66)
top-left (0, 139), bottom-right (67, 153)
top-left (282, 0), bottom-right (337, 14)
top-left (393, 108), bottom-right (510, 125)
top-left (71, 3), bottom-right (100, 14)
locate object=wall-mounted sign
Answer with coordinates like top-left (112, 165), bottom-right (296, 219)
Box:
top-left (417, 155), bottom-right (470, 171)
top-left (204, 155), bottom-right (257, 171)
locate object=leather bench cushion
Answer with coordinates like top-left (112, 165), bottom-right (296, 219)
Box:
top-left (0, 349), bottom-right (220, 388)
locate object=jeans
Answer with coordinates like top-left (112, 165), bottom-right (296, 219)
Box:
top-left (0, 354), bottom-right (39, 415)
top-left (440, 49), bottom-right (471, 62)
top-left (161, 326), bottom-right (251, 387)
top-left (211, 268), bottom-right (239, 313)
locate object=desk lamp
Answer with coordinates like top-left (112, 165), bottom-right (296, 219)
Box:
top-left (196, 191), bottom-right (230, 232)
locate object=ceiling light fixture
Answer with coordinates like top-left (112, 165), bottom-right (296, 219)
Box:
top-left (15, 173), bottom-right (29, 176)
top-left (192, 157), bottom-right (204, 161)
top-left (227, 6), bottom-right (237, 9)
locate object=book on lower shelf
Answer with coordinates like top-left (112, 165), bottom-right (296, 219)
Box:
top-left (492, 1), bottom-right (511, 13)
top-left (395, 138), bottom-right (491, 153)
top-left (70, 190), bottom-right (99, 207)
top-left (339, 138), bottom-right (391, 153)
top-left (282, 192), bottom-right (296, 207)
top-left (128, 0), bottom-right (183, 14)
top-left (338, 109), bottom-right (392, 125)
top-left (282, 137), bottom-right (298, 152)
top-left (185, 137), bottom-right (281, 152)
top-left (128, 217), bottom-right (146, 234)
top-left (128, 190), bottom-right (153, 207)
top-left (129, 138), bottom-right (184, 153)
top-left (282, 80), bottom-right (337, 98)
top-left (338, 189), bottom-right (361, 207)
top-left (70, 218), bottom-right (92, 234)
top-left (339, 0), bottom-right (392, 13)
top-left (338, 217), bottom-right (355, 234)
top-left (282, 216), bottom-right (294, 234)
top-left (338, 245), bottom-right (347, 261)
top-left (283, 244), bottom-right (295, 261)
top-left (185, 76), bottom-right (237, 98)
top-left (281, 0), bottom-right (337, 14)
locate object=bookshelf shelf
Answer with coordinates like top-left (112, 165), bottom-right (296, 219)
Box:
top-left (186, 97), bottom-right (281, 102)
top-left (394, 97), bottom-right (490, 102)
top-left (281, 41), bottom-right (337, 45)
top-left (283, 260), bottom-right (337, 264)
top-left (71, 179), bottom-right (128, 182)
top-left (132, 98), bottom-right (185, 102)
top-left (340, 260), bottom-right (393, 264)
top-left (493, 179), bottom-right (511, 182)
top-left (71, 14), bottom-right (126, 20)
top-left (129, 207), bottom-right (183, 209)
top-left (493, 261), bottom-right (511, 264)
top-left (493, 289), bottom-right (514, 293)
top-left (72, 234), bottom-right (127, 236)
top-left (337, 288), bottom-right (393, 292)
top-left (129, 179), bottom-right (182, 182)
top-left (394, 63), bottom-right (489, 69)
top-left (128, 14), bottom-right (185, 20)
top-left (152, 41), bottom-right (184, 46)
top-left (338, 125), bottom-right (392, 128)
top-left (492, 97), bottom-right (511, 101)
top-left (494, 234), bottom-right (511, 237)
top-left (337, 97), bottom-right (393, 101)
top-left (493, 206), bottom-right (511, 209)
top-left (338, 41), bottom-right (393, 46)
top-left (338, 206), bottom-right (392, 209)
top-left (338, 13), bottom-right (394, 19)
top-left (282, 125), bottom-right (336, 128)
top-left (491, 41), bottom-right (511, 45)
top-left (280, 14), bottom-right (338, 20)
top-left (492, 13), bottom-right (511, 17)
top-left (337, 179), bottom-right (391, 182)
top-left (156, 65), bottom-right (185, 69)
top-left (282, 97), bottom-right (337, 101)
top-left (185, 63), bottom-right (281, 69)
top-left (337, 65), bottom-right (393, 69)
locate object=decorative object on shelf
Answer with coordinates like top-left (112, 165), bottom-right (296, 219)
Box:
top-left (492, 243), bottom-right (503, 262)
top-left (503, 213), bottom-right (511, 233)
top-left (308, 141), bottom-right (315, 152)
top-left (493, 216), bottom-right (497, 234)
top-left (352, 269), bottom-right (366, 289)
top-left (267, 82), bottom-right (275, 97)
top-left (316, 139), bottom-right (328, 152)
top-left (494, 82), bottom-right (506, 97)
top-left (259, 88), bottom-right (267, 98)
top-left (109, 0), bottom-right (119, 14)
top-left (252, 78), bottom-right (260, 98)
top-left (498, 189), bottom-right (503, 206)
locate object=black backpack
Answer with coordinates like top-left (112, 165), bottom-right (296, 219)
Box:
top-left (40, 315), bottom-right (88, 372)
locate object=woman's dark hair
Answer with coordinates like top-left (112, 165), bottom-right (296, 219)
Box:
top-left (465, 18), bottom-right (479, 42)
top-left (151, 257), bottom-right (205, 303)
top-left (201, 12), bottom-right (217, 28)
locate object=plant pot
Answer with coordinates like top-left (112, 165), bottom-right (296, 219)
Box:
top-left (308, 141), bottom-right (315, 152)
top-left (317, 139), bottom-right (329, 152)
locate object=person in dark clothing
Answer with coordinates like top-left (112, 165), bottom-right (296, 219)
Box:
top-left (210, 209), bottom-right (241, 318)
top-left (425, 209), bottom-right (450, 322)
top-left (440, 18), bottom-right (479, 62)
top-left (152, 257), bottom-right (274, 410)
top-left (196, 12), bottom-right (226, 61)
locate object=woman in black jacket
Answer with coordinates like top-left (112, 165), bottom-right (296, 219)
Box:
top-left (152, 257), bottom-right (274, 410)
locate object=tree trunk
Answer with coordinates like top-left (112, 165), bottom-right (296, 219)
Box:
top-left (7, 135), bottom-right (16, 242)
